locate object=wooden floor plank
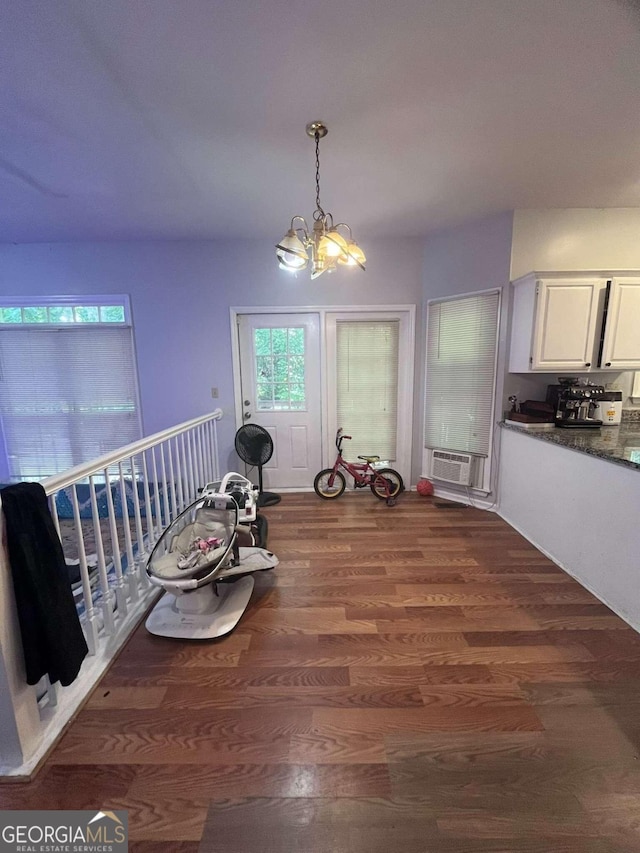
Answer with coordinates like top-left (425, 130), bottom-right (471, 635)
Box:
top-left (3, 491), bottom-right (639, 852)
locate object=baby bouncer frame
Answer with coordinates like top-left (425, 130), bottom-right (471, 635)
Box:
top-left (144, 473), bottom-right (277, 639)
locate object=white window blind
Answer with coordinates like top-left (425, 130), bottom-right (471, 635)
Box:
top-left (0, 326), bottom-right (141, 481)
top-left (424, 291), bottom-right (500, 456)
top-left (336, 319), bottom-right (399, 461)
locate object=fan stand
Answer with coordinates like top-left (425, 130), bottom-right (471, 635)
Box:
top-left (256, 464), bottom-right (281, 507)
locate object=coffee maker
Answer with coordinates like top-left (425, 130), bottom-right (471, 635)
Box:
top-left (546, 378), bottom-right (605, 429)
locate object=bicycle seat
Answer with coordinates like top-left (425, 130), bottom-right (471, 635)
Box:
top-left (357, 455), bottom-right (380, 463)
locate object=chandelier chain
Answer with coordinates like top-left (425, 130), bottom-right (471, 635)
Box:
top-left (314, 133), bottom-right (325, 217)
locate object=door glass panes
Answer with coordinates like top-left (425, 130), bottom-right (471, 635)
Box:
top-left (254, 327), bottom-right (306, 410)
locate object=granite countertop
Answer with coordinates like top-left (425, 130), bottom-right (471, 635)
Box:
top-left (500, 419), bottom-right (640, 471)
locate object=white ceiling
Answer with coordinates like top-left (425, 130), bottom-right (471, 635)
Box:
top-left (2, 0), bottom-right (640, 243)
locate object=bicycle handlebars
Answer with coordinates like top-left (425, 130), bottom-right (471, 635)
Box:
top-left (336, 428), bottom-right (352, 450)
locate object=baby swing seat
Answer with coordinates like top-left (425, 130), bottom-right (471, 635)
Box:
top-left (145, 473), bottom-right (277, 639)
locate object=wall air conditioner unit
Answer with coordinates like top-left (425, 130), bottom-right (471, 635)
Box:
top-left (431, 450), bottom-right (475, 486)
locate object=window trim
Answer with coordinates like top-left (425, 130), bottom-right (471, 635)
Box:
top-left (0, 296), bottom-right (143, 481)
top-left (423, 287), bottom-right (502, 493)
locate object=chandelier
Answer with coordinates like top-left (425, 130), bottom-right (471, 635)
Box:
top-left (276, 121), bottom-right (366, 280)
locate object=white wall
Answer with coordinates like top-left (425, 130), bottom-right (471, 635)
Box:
top-left (423, 211), bottom-right (514, 301)
top-left (499, 427), bottom-right (640, 631)
top-left (0, 237), bottom-right (424, 479)
top-left (511, 209), bottom-right (640, 280)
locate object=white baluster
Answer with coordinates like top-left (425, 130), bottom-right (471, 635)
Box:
top-left (185, 430), bottom-right (196, 502)
top-left (212, 417), bottom-right (220, 481)
top-left (104, 468), bottom-right (127, 618)
top-left (118, 462), bottom-right (138, 602)
top-left (196, 425), bottom-right (205, 489)
top-left (70, 485), bottom-right (99, 655)
top-left (49, 493), bottom-right (62, 541)
top-left (44, 674), bottom-right (58, 710)
top-left (167, 438), bottom-right (178, 519)
top-left (88, 475), bottom-right (116, 635)
top-left (159, 443), bottom-right (171, 529)
top-left (130, 453), bottom-right (149, 589)
top-left (141, 451), bottom-right (156, 546)
top-left (150, 446), bottom-right (163, 531)
top-left (173, 436), bottom-right (185, 512)
top-left (179, 433), bottom-right (189, 507)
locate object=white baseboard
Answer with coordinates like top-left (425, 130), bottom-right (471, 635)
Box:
top-left (430, 483), bottom-right (498, 512)
top-left (498, 508), bottom-right (640, 635)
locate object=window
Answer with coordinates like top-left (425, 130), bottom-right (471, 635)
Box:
top-left (335, 319), bottom-right (400, 461)
top-left (0, 303), bottom-right (127, 325)
top-left (0, 297), bottom-right (141, 481)
top-left (254, 326), bottom-right (306, 411)
top-left (424, 290), bottom-right (500, 457)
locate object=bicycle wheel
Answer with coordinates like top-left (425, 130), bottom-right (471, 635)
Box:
top-left (314, 469), bottom-right (347, 499)
top-left (370, 468), bottom-right (404, 500)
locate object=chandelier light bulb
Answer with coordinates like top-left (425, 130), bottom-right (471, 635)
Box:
top-left (276, 229), bottom-right (309, 271)
top-left (338, 241), bottom-right (366, 268)
top-left (320, 230), bottom-right (348, 259)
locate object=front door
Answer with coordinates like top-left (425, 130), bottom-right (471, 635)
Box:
top-left (237, 313), bottom-right (321, 489)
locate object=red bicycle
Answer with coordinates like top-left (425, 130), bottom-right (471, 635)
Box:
top-left (313, 429), bottom-right (404, 506)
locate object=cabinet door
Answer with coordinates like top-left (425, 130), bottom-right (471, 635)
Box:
top-left (600, 278), bottom-right (640, 369)
top-left (531, 279), bottom-right (605, 371)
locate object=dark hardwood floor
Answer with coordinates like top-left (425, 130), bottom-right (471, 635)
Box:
top-left (3, 492), bottom-right (640, 851)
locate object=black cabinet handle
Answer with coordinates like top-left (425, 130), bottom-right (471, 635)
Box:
top-left (605, 362), bottom-right (611, 367)
top-left (585, 362), bottom-right (591, 367)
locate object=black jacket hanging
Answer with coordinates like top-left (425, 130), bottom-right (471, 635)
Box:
top-left (1, 482), bottom-right (89, 686)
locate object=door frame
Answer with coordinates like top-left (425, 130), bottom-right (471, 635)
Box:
top-left (230, 305), bottom-right (416, 487)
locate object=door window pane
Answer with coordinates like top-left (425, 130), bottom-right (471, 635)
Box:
top-left (254, 327), bottom-right (306, 411)
top-left (289, 327), bottom-right (304, 354)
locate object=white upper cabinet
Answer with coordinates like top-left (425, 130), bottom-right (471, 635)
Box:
top-left (509, 273), bottom-right (640, 372)
top-left (600, 278), bottom-right (640, 370)
top-left (532, 278), bottom-right (605, 371)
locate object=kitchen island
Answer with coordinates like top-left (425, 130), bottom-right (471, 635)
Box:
top-left (497, 419), bottom-right (640, 632)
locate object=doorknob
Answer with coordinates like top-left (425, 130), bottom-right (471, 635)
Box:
top-left (244, 399), bottom-right (251, 406)
top-left (243, 411), bottom-right (252, 420)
